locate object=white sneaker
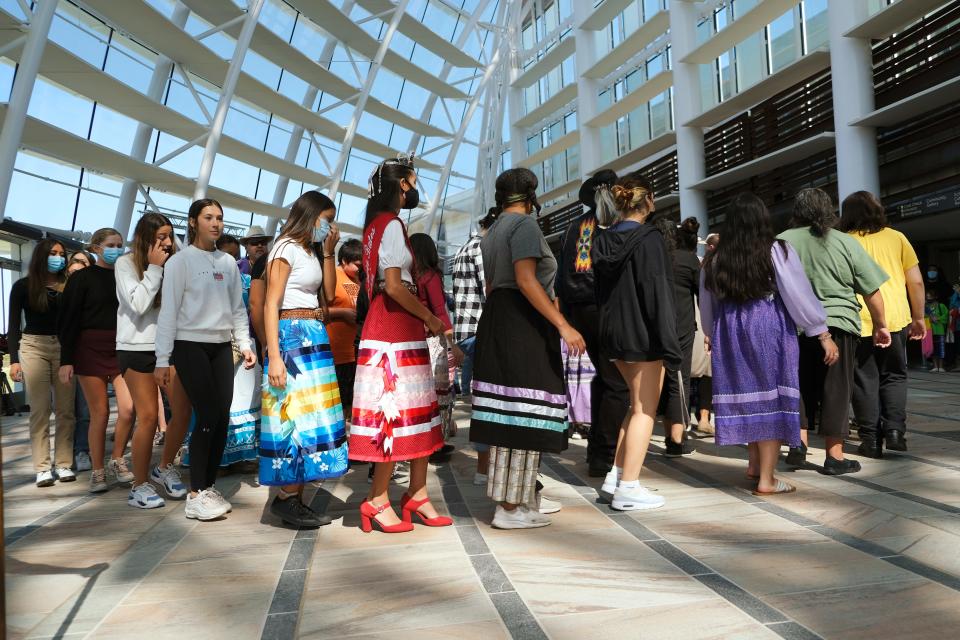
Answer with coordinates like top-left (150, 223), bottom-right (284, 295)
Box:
top-left (570, 431), bottom-right (583, 440)
top-left (207, 486), bottom-right (232, 513)
top-left (108, 458), bottom-right (134, 483)
top-left (611, 483), bottom-right (665, 511)
top-left (36, 470), bottom-right (55, 487)
top-left (128, 483), bottom-right (165, 509)
top-left (473, 472), bottom-right (488, 486)
top-left (89, 468), bottom-right (108, 493)
top-left (150, 464), bottom-right (187, 499)
top-left (491, 504), bottom-right (551, 529)
top-left (55, 467), bottom-right (76, 483)
top-left (600, 468), bottom-right (619, 497)
top-left (535, 494), bottom-right (562, 514)
top-left (185, 489), bottom-right (229, 521)
top-left (74, 451), bottom-right (92, 472)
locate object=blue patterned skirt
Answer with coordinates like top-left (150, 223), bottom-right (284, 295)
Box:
top-left (711, 295), bottom-right (802, 447)
top-left (259, 318), bottom-right (349, 485)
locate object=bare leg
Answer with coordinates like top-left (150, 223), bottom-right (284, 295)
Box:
top-left (799, 428), bottom-right (809, 447)
top-left (160, 370), bottom-right (191, 468)
top-left (157, 389), bottom-right (168, 433)
top-left (756, 440), bottom-right (789, 493)
top-left (367, 461), bottom-right (401, 526)
top-left (407, 456), bottom-right (440, 519)
top-left (614, 361), bottom-right (664, 482)
top-left (825, 437), bottom-right (844, 461)
top-left (477, 449), bottom-right (490, 475)
top-left (124, 370), bottom-right (160, 485)
top-left (747, 442), bottom-right (759, 477)
top-left (77, 376), bottom-right (109, 470)
top-left (109, 374), bottom-right (135, 461)
top-left (668, 421), bottom-right (685, 445)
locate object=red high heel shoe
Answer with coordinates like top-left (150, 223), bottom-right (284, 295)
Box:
top-left (360, 500), bottom-right (414, 533)
top-left (400, 494), bottom-right (453, 527)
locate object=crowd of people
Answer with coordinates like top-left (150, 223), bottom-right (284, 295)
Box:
top-left (8, 155), bottom-right (957, 531)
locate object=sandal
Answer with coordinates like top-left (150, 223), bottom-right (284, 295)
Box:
top-left (752, 479), bottom-right (796, 496)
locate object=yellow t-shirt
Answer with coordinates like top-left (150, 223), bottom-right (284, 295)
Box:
top-left (848, 228), bottom-right (918, 336)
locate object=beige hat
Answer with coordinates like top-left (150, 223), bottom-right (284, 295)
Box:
top-left (240, 225), bottom-right (271, 243)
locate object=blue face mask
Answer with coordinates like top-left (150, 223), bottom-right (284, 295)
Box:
top-left (927, 271), bottom-right (938, 280)
top-left (47, 256), bottom-right (66, 273)
top-left (101, 247), bottom-right (124, 265)
top-left (313, 219), bottom-right (331, 244)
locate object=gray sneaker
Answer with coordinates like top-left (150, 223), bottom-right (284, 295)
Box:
top-left (74, 451), bottom-right (92, 472)
top-left (89, 468), bottom-right (108, 493)
top-left (185, 489), bottom-right (228, 521)
top-left (108, 458), bottom-right (134, 483)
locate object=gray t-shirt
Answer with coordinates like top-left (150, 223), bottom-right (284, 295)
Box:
top-left (481, 212), bottom-right (557, 299)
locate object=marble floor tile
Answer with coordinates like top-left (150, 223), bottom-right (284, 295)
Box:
top-left (124, 553), bottom-right (286, 604)
top-left (306, 619), bottom-right (510, 639)
top-left (307, 541), bottom-right (475, 590)
top-left (653, 511), bottom-right (826, 559)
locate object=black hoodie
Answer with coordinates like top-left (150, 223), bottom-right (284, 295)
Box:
top-left (591, 222), bottom-right (682, 368)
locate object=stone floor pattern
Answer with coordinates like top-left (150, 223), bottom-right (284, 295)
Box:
top-left (4, 370), bottom-right (960, 639)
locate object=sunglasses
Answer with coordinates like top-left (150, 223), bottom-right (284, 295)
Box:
top-left (246, 239), bottom-right (269, 247)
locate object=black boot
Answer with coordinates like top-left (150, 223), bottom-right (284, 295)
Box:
top-left (857, 436), bottom-right (883, 459)
top-left (885, 430), bottom-right (907, 452)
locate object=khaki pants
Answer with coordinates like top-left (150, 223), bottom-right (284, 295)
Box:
top-left (20, 334), bottom-right (76, 471)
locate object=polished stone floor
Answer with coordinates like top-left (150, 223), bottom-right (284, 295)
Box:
top-left (4, 370), bottom-right (960, 639)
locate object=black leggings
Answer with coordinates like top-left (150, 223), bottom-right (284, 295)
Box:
top-left (173, 341), bottom-right (234, 491)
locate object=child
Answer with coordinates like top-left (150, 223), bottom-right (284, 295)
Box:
top-left (926, 291), bottom-right (948, 372)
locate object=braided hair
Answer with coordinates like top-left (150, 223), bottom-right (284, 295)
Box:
top-left (365, 154), bottom-right (416, 229)
top-left (491, 168), bottom-right (541, 220)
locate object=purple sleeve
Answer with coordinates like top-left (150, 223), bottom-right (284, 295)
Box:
top-left (773, 243), bottom-right (829, 337)
top-left (698, 269), bottom-right (714, 339)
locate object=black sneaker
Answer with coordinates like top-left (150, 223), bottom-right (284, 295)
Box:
top-left (822, 457), bottom-right (862, 476)
top-left (884, 430), bottom-right (907, 452)
top-left (857, 437), bottom-right (883, 459)
top-left (784, 443), bottom-right (808, 467)
top-left (270, 496), bottom-right (330, 528)
top-left (664, 439), bottom-right (694, 458)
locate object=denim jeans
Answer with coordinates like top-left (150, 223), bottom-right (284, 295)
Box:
top-left (73, 383), bottom-right (90, 455)
top-left (458, 335), bottom-right (487, 453)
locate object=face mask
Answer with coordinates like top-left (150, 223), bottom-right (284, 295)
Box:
top-left (313, 219), bottom-right (331, 244)
top-left (101, 247), bottom-right (124, 265)
top-left (47, 256), bottom-right (65, 273)
top-left (403, 186), bottom-right (420, 210)
top-left (927, 271), bottom-right (938, 280)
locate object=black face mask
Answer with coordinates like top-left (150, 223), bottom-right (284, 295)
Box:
top-left (403, 186), bottom-right (420, 210)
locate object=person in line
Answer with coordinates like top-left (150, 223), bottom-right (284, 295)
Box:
top-left (923, 264), bottom-right (951, 303)
top-left (216, 234), bottom-right (242, 261)
top-left (778, 188), bottom-right (891, 474)
top-left (654, 217), bottom-right (700, 457)
top-left (839, 191), bottom-right (926, 456)
top-left (410, 233), bottom-right (465, 461)
top-left (326, 238), bottom-right (362, 416)
top-left (8, 238), bottom-right (76, 487)
top-left (701, 193), bottom-right (836, 494)
top-left (115, 213), bottom-right (190, 508)
top-left (58, 228), bottom-right (135, 493)
top-left (451, 210), bottom-right (494, 485)
top-left (556, 170), bottom-right (629, 478)
top-left (926, 291), bottom-right (949, 373)
top-left (66, 251), bottom-right (93, 471)
top-left (592, 174), bottom-right (680, 511)
top-left (260, 191), bottom-right (348, 528)
top-left (238, 225), bottom-right (272, 275)
top-left (350, 156), bottom-right (451, 534)
top-left (950, 282), bottom-right (960, 364)
top-left (471, 168), bottom-right (585, 529)
top-left (155, 199), bottom-right (256, 521)
top-left (690, 233), bottom-right (718, 437)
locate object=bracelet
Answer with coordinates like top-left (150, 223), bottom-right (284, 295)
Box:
top-left (818, 332), bottom-right (832, 342)
top-left (323, 254), bottom-right (335, 259)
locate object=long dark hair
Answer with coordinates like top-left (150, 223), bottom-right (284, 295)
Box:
top-left (279, 191), bottom-right (335, 251)
top-left (131, 213), bottom-right (176, 308)
top-left (365, 159), bottom-right (416, 229)
top-left (27, 238), bottom-right (66, 311)
top-left (409, 233), bottom-right (442, 277)
top-left (838, 191), bottom-right (887, 235)
top-left (677, 217), bottom-right (700, 251)
top-left (491, 168), bottom-right (541, 220)
top-left (790, 188), bottom-right (836, 237)
top-left (652, 217), bottom-right (678, 254)
top-left (704, 193), bottom-right (783, 303)
top-left (187, 198), bottom-right (223, 244)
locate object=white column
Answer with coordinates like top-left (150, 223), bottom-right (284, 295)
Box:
top-left (327, 0), bottom-right (411, 202)
top-left (113, 4), bottom-right (190, 237)
top-left (668, 1), bottom-right (708, 235)
top-left (0, 0), bottom-right (58, 224)
top-left (829, 0), bottom-right (880, 200)
top-left (193, 0), bottom-right (266, 200)
top-left (572, 2), bottom-right (601, 176)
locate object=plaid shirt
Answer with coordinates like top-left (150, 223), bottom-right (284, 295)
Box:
top-left (452, 234), bottom-right (485, 343)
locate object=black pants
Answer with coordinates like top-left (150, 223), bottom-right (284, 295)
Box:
top-left (660, 331), bottom-right (694, 428)
top-left (693, 376), bottom-right (712, 414)
top-left (335, 361), bottom-right (357, 411)
top-left (568, 303), bottom-right (629, 465)
top-left (173, 341), bottom-right (234, 491)
top-left (798, 328), bottom-right (857, 439)
top-left (851, 329), bottom-right (908, 439)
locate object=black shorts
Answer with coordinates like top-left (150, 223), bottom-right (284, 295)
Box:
top-left (117, 350), bottom-right (157, 375)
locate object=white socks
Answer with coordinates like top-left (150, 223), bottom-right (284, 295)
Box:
top-left (619, 479), bottom-right (640, 490)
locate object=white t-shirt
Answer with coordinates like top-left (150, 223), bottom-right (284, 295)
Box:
top-left (268, 239), bottom-right (322, 310)
top-left (378, 219), bottom-right (413, 282)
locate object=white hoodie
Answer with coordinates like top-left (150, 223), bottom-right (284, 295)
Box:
top-left (155, 245), bottom-right (251, 367)
top-left (115, 254), bottom-right (164, 351)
